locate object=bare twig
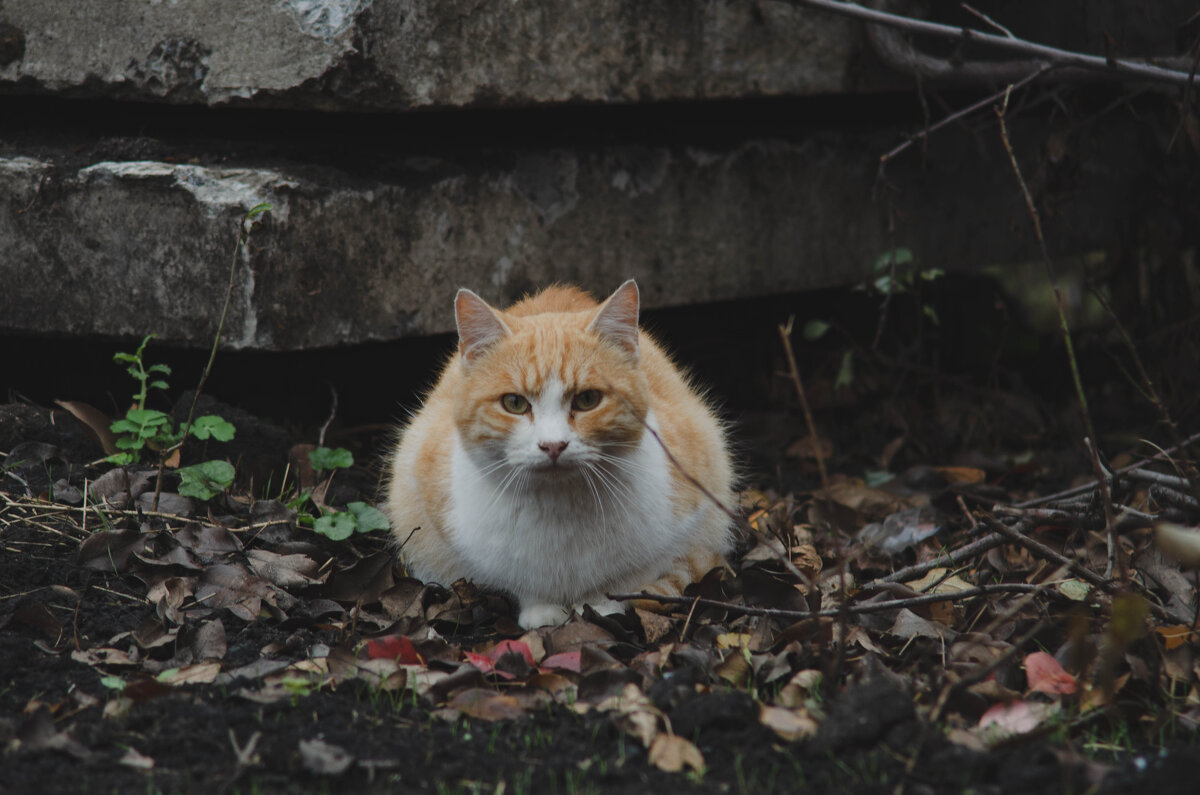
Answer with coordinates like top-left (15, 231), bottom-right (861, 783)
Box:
top-left (153, 204), bottom-right (272, 512)
top-left (880, 531), bottom-right (1006, 583)
top-left (879, 66), bottom-right (1050, 169)
top-left (1013, 431), bottom-right (1200, 508)
top-left (778, 317), bottom-right (828, 490)
top-left (995, 86), bottom-right (1117, 575)
top-left (777, 0), bottom-right (1196, 86)
top-left (608, 582), bottom-right (1045, 620)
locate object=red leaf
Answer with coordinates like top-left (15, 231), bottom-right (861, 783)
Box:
top-left (464, 640), bottom-right (536, 679)
top-left (539, 651), bottom-right (582, 673)
top-left (365, 634), bottom-right (424, 665)
top-left (1024, 651), bottom-right (1076, 694)
top-left (490, 640), bottom-right (536, 667)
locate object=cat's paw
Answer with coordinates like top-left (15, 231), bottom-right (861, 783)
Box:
top-left (518, 603), bottom-right (571, 629)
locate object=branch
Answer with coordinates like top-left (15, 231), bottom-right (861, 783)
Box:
top-left (776, 0), bottom-right (1197, 86)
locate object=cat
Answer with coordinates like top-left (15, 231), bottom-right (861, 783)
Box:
top-left (385, 280), bottom-right (734, 629)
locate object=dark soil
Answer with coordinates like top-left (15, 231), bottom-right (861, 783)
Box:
top-left (3, 281), bottom-right (1199, 794)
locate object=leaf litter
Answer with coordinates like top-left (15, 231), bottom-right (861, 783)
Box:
top-left (3, 398), bottom-right (1200, 793)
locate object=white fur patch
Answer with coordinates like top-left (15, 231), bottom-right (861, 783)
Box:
top-left (448, 409), bottom-right (688, 617)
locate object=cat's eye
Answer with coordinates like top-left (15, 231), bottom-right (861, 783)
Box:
top-left (572, 389), bottom-right (602, 411)
top-left (500, 393), bottom-right (530, 414)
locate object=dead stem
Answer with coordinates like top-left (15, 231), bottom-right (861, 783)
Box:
top-left (778, 317), bottom-right (828, 490)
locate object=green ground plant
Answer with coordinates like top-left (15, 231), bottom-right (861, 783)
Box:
top-left (292, 446), bottom-right (389, 540)
top-left (107, 334), bottom-right (237, 501)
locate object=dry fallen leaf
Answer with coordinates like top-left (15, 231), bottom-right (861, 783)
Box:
top-left (1023, 651), bottom-right (1076, 695)
top-left (759, 704), bottom-right (818, 741)
top-left (53, 400), bottom-right (118, 455)
top-left (977, 700), bottom-right (1059, 743)
top-left (446, 689), bottom-right (525, 722)
top-left (648, 734), bottom-right (705, 773)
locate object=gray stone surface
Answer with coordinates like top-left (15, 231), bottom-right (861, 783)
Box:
top-left (0, 113), bottom-right (1166, 351)
top-left (0, 0), bottom-right (885, 110)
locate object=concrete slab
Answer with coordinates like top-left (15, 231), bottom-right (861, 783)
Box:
top-left (0, 0), bottom-right (882, 110)
top-left (0, 113), bottom-right (1163, 351)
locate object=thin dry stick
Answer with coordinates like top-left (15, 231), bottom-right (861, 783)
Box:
top-left (1013, 430), bottom-right (1200, 508)
top-left (879, 66), bottom-right (1049, 168)
top-left (153, 204), bottom-right (271, 512)
top-left (880, 531), bottom-right (1006, 583)
top-left (981, 515), bottom-right (1192, 626)
top-left (778, 317), bottom-right (828, 490)
top-left (778, 0), bottom-right (1196, 85)
top-left (994, 86), bottom-right (1118, 575)
top-left (608, 582), bottom-right (1044, 620)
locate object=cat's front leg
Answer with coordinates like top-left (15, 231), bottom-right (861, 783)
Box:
top-left (518, 602), bottom-right (571, 629)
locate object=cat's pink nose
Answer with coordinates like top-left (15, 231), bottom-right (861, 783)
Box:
top-left (538, 440), bottom-right (568, 462)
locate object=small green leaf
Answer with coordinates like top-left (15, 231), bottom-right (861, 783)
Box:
top-left (309, 447), bottom-right (354, 472)
top-left (110, 419), bottom-right (141, 434)
top-left (922, 304), bottom-right (940, 325)
top-left (313, 512), bottom-right (356, 541)
top-left (864, 469), bottom-right (895, 488)
top-left (347, 502), bottom-right (390, 534)
top-left (802, 319), bottom-right (831, 341)
top-left (114, 436), bottom-right (145, 451)
top-left (246, 202), bottom-right (272, 220)
top-left (99, 675), bottom-right (126, 692)
top-left (919, 268), bottom-right (944, 281)
top-left (834, 349), bottom-right (855, 390)
top-left (148, 364), bottom-right (172, 375)
top-left (190, 415), bottom-right (236, 442)
top-left (148, 380), bottom-right (170, 391)
top-left (1057, 580), bottom-right (1091, 602)
top-left (113, 352), bottom-right (139, 363)
top-left (873, 275), bottom-right (905, 295)
top-left (177, 460), bottom-right (235, 500)
top-left (105, 452), bottom-right (136, 466)
top-left (125, 408), bottom-right (171, 427)
top-left (155, 667), bottom-right (180, 682)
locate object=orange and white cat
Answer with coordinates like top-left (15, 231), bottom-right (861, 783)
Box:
top-left (386, 280), bottom-right (733, 628)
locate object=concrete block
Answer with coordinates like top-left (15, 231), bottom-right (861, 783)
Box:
top-left (0, 114), bottom-right (1160, 351)
top-left (0, 0), bottom-right (880, 110)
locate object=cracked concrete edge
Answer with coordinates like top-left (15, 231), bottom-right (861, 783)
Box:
top-left (0, 121), bottom-right (1151, 351)
top-left (0, 0), bottom-right (886, 110)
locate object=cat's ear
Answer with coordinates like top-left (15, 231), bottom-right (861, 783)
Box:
top-left (588, 280), bottom-right (640, 355)
top-left (455, 289), bottom-right (512, 362)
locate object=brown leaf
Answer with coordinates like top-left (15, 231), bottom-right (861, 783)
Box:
top-left (323, 552), bottom-right (395, 605)
top-left (446, 688), bottom-right (525, 721)
top-left (759, 704), bottom-right (818, 742)
top-left (247, 549), bottom-right (326, 589)
top-left (78, 529), bottom-right (150, 573)
top-left (544, 619), bottom-right (616, 655)
top-left (635, 608), bottom-right (673, 645)
top-left (934, 466), bottom-right (987, 485)
top-left (54, 400), bottom-right (117, 455)
top-left (888, 608), bottom-right (958, 642)
top-left (175, 525), bottom-right (244, 560)
top-left (648, 734), bottom-right (705, 773)
top-left (195, 563), bottom-right (274, 621)
top-left (158, 662), bottom-right (222, 686)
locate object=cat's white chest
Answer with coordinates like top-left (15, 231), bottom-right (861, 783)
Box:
top-left (446, 419), bottom-right (686, 605)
